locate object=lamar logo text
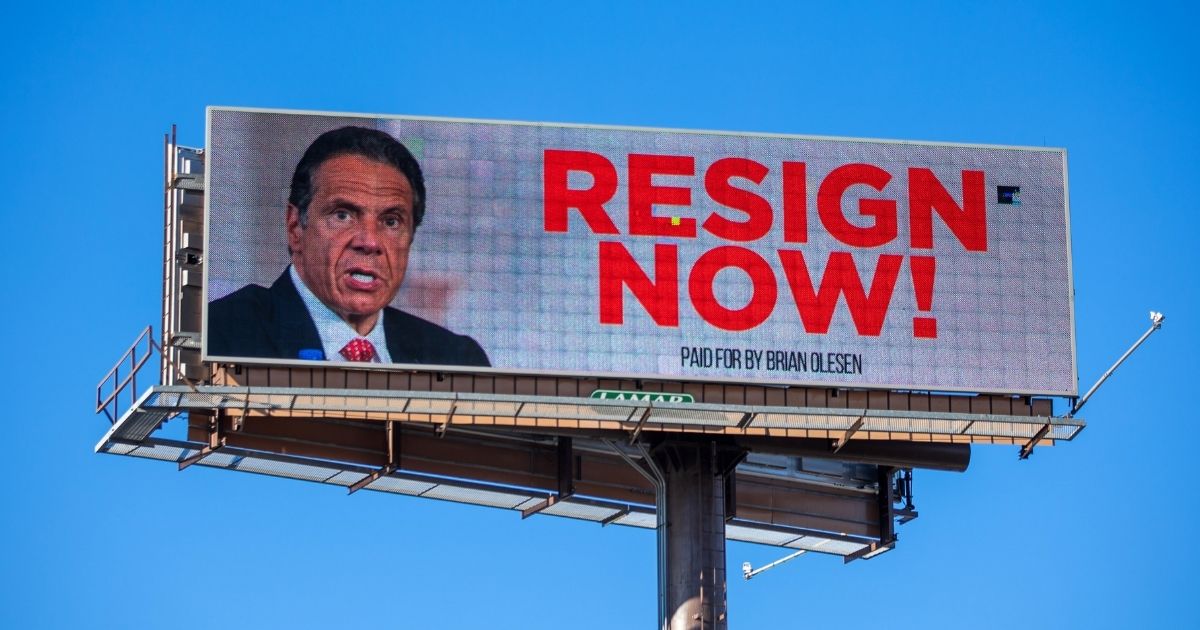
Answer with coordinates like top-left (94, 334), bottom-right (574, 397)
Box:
top-left (590, 390), bottom-right (695, 403)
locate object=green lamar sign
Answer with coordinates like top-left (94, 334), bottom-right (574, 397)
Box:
top-left (589, 390), bottom-right (695, 404)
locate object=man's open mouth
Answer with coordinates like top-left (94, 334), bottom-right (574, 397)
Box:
top-left (345, 270), bottom-right (381, 290)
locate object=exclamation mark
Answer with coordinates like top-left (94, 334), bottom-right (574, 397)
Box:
top-left (911, 256), bottom-right (937, 339)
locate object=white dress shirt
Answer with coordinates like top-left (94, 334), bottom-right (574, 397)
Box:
top-left (289, 265), bottom-right (393, 363)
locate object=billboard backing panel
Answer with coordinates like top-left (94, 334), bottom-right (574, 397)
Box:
top-left (203, 107), bottom-right (1076, 396)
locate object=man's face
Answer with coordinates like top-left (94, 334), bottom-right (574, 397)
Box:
top-left (288, 153), bottom-right (415, 334)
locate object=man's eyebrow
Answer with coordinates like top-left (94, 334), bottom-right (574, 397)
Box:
top-left (324, 197), bottom-right (410, 216)
top-left (324, 197), bottom-right (365, 212)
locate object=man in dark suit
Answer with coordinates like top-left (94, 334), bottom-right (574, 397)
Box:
top-left (207, 126), bottom-right (489, 367)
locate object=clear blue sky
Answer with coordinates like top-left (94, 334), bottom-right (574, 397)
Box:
top-left (1, 2), bottom-right (1196, 628)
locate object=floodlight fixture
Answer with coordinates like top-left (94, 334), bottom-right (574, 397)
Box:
top-left (742, 549), bottom-right (808, 580)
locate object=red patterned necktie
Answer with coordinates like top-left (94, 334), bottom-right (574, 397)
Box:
top-left (340, 338), bottom-right (377, 362)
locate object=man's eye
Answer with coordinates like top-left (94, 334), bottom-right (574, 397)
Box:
top-left (382, 215), bottom-right (403, 229)
top-left (333, 209), bottom-right (352, 222)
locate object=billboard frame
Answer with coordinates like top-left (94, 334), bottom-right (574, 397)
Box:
top-left (201, 105), bottom-right (1078, 398)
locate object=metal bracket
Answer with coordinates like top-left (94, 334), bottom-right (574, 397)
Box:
top-left (742, 549), bottom-right (808, 580)
top-left (843, 541), bottom-right (895, 564)
top-left (838, 466), bottom-right (902, 564)
top-left (231, 395), bottom-right (250, 432)
top-left (600, 507), bottom-right (630, 527)
top-left (437, 403), bottom-right (459, 437)
top-left (894, 469), bottom-right (918, 524)
top-left (1018, 423), bottom-right (1053, 460)
top-left (521, 437), bottom-right (576, 518)
top-left (628, 405), bottom-right (654, 445)
top-left (349, 421), bottom-right (399, 494)
top-left (178, 415), bottom-right (224, 470)
top-left (832, 415), bottom-right (866, 453)
top-left (895, 507), bottom-right (919, 524)
top-left (348, 464), bottom-right (396, 494)
top-left (876, 466), bottom-right (896, 545)
top-left (1022, 311), bottom-right (1165, 459)
top-left (520, 494), bottom-right (564, 519)
top-left (604, 439), bottom-right (663, 491)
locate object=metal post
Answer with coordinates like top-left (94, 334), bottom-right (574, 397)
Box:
top-left (742, 549), bottom-right (807, 580)
top-left (651, 440), bottom-right (744, 630)
top-left (1070, 311), bottom-right (1165, 418)
top-left (1022, 311), bottom-right (1165, 459)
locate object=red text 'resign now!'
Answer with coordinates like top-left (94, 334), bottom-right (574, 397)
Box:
top-left (542, 150), bottom-right (989, 338)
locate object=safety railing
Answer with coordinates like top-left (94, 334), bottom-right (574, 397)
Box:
top-left (96, 325), bottom-right (160, 424)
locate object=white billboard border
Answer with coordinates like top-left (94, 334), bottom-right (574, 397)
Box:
top-left (200, 105), bottom-right (1079, 399)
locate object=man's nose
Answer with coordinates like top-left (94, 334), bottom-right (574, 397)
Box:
top-left (349, 220), bottom-right (383, 253)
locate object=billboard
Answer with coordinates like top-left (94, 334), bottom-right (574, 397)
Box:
top-left (203, 107), bottom-right (1076, 396)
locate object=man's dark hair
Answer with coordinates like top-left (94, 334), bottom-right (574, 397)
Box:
top-left (288, 126), bottom-right (426, 229)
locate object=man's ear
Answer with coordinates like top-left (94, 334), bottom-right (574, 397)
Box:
top-left (286, 204), bottom-right (303, 254)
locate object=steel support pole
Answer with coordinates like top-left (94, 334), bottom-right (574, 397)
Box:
top-left (651, 440), bottom-right (744, 630)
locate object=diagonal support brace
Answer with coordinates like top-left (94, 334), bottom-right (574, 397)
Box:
top-left (628, 405), bottom-right (654, 445)
top-left (1019, 423), bottom-right (1053, 460)
top-left (600, 507), bottom-right (630, 527)
top-left (437, 403), bottom-right (459, 437)
top-left (1023, 311), bottom-right (1165, 459)
top-left (349, 421), bottom-right (399, 494)
top-left (832, 415), bottom-right (866, 453)
top-left (179, 415), bottom-right (225, 471)
top-left (348, 464), bottom-right (396, 494)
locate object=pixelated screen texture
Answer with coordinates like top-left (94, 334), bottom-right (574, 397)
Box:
top-left (205, 108), bottom-right (1075, 396)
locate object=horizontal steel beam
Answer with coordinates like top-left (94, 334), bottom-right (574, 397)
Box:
top-left (736, 436), bottom-right (971, 472)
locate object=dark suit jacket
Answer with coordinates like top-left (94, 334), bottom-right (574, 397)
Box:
top-left (207, 271), bottom-right (490, 367)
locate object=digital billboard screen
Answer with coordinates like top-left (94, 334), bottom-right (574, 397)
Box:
top-left (203, 107), bottom-right (1076, 396)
